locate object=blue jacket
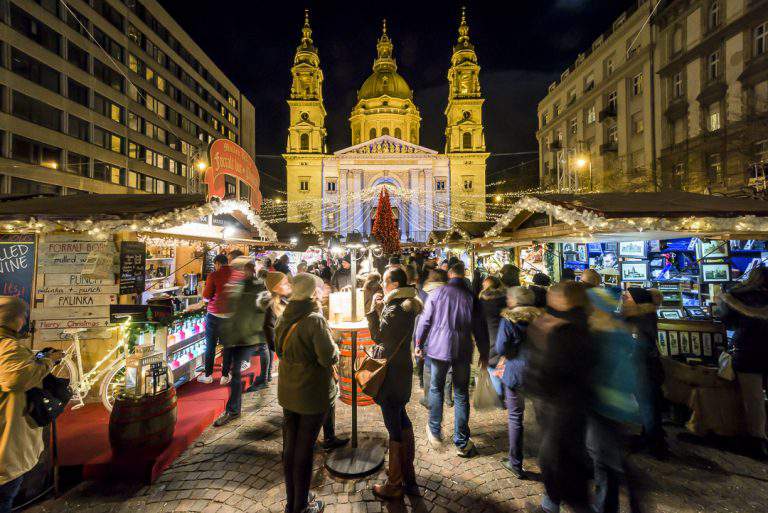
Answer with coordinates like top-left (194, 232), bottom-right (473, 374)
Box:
top-left (414, 278), bottom-right (490, 362)
top-left (494, 306), bottom-right (542, 389)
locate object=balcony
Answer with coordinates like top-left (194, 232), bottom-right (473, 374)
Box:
top-left (599, 142), bottom-right (618, 154)
top-left (598, 105), bottom-right (617, 122)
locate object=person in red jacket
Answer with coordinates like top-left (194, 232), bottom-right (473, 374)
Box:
top-left (199, 254), bottom-right (233, 384)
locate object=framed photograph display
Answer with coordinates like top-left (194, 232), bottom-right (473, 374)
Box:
top-left (658, 308), bottom-right (683, 320)
top-left (696, 239), bottom-right (729, 259)
top-left (620, 260), bottom-right (649, 282)
top-left (604, 242), bottom-right (618, 253)
top-left (619, 241), bottom-right (647, 258)
top-left (701, 262), bottom-right (731, 283)
top-left (668, 331), bottom-right (680, 355)
top-left (562, 243), bottom-right (576, 253)
top-left (576, 244), bottom-right (588, 263)
top-left (657, 331), bottom-right (669, 356)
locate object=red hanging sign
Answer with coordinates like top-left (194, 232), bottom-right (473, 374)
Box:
top-left (205, 139), bottom-right (263, 212)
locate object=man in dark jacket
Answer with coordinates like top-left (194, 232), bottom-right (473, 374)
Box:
top-left (526, 281), bottom-right (595, 513)
top-left (414, 262), bottom-right (489, 457)
top-left (717, 267), bottom-right (768, 460)
top-left (331, 256), bottom-right (353, 291)
top-left (214, 259), bottom-right (270, 427)
top-left (479, 276), bottom-right (507, 397)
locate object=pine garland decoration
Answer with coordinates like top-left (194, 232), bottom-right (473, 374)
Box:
top-left (371, 188), bottom-right (401, 254)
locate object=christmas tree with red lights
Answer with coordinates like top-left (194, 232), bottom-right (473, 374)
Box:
top-left (372, 188), bottom-right (401, 254)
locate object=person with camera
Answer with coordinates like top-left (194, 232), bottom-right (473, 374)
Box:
top-left (0, 297), bottom-right (63, 513)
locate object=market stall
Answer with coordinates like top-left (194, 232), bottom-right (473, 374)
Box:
top-left (480, 191), bottom-right (768, 436)
top-left (0, 193), bottom-right (276, 482)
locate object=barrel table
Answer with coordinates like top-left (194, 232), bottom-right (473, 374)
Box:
top-left (338, 328), bottom-right (376, 406)
top-left (326, 320), bottom-right (385, 478)
top-left (109, 387), bottom-right (177, 454)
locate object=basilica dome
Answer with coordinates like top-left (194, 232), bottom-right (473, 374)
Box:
top-left (358, 70), bottom-right (412, 100)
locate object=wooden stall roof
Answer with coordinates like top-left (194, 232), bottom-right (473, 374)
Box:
top-left (0, 194), bottom-right (207, 220)
top-left (483, 192), bottom-right (768, 245)
top-left (526, 192), bottom-right (768, 219)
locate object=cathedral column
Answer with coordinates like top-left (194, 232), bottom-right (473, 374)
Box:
top-left (425, 167), bottom-right (434, 233)
top-left (353, 170), bottom-right (362, 234)
top-left (339, 169), bottom-right (348, 236)
top-left (409, 168), bottom-right (419, 241)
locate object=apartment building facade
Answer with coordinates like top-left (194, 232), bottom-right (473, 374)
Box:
top-left (656, 0), bottom-right (768, 194)
top-left (538, 1), bottom-right (657, 192)
top-left (0, 0), bottom-right (255, 196)
top-left (538, 0), bottom-right (768, 195)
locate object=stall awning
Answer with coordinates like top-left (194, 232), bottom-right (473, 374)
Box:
top-left (483, 192), bottom-right (768, 245)
top-left (0, 194), bottom-right (276, 241)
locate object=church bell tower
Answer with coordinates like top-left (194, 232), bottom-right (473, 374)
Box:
top-left (284, 9), bottom-right (326, 225)
top-left (445, 7), bottom-right (488, 222)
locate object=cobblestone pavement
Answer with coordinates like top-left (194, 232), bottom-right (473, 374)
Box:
top-left (26, 379), bottom-right (768, 513)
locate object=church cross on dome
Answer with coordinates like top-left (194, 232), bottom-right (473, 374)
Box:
top-left (373, 18), bottom-right (397, 72)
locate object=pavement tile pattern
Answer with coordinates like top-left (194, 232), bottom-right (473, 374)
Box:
top-left (26, 378), bottom-right (768, 513)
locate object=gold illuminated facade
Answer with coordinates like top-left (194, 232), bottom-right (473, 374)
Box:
top-left (284, 10), bottom-right (488, 239)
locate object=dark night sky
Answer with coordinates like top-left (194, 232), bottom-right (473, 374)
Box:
top-left (158, 0), bottom-right (635, 197)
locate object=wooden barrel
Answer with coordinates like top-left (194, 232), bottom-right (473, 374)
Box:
top-left (336, 329), bottom-right (376, 406)
top-left (109, 387), bottom-right (177, 454)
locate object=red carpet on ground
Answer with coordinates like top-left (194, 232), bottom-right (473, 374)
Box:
top-left (56, 355), bottom-right (261, 483)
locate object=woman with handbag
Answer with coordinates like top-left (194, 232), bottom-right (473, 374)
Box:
top-left (366, 267), bottom-right (423, 500)
top-left (0, 297), bottom-right (63, 513)
top-left (275, 274), bottom-right (339, 513)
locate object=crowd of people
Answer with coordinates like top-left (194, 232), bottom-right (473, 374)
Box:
top-left (2, 248), bottom-right (767, 513)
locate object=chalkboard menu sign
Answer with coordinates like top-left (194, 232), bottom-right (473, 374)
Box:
top-left (0, 234), bottom-right (36, 330)
top-left (119, 241), bottom-right (146, 294)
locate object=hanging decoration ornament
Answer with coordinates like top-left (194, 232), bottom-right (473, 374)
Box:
top-left (371, 188), bottom-right (401, 255)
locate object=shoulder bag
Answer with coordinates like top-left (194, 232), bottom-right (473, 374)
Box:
top-left (354, 331), bottom-right (410, 398)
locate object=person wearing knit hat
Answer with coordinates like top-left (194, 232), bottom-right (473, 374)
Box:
top-left (262, 271), bottom-right (291, 386)
top-left (265, 271), bottom-right (288, 294)
top-left (276, 273), bottom-right (341, 513)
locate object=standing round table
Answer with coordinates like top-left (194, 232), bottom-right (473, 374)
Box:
top-left (325, 320), bottom-right (385, 478)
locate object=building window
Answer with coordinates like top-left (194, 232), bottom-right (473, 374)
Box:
top-left (632, 113), bottom-right (644, 135)
top-left (632, 73), bottom-right (643, 96)
top-left (553, 103), bottom-right (560, 117)
top-left (94, 93), bottom-right (124, 124)
top-left (94, 126), bottom-right (124, 154)
top-left (586, 105), bottom-right (596, 124)
top-left (567, 88), bottom-right (576, 105)
top-left (607, 91), bottom-right (618, 111)
top-left (381, 127), bottom-right (390, 136)
top-left (394, 127), bottom-right (402, 139)
top-left (605, 58), bottom-right (614, 77)
top-left (435, 178), bottom-right (446, 191)
top-left (369, 128), bottom-right (377, 139)
top-left (93, 26), bottom-right (124, 63)
top-left (326, 210), bottom-right (337, 227)
top-left (299, 178), bottom-right (310, 192)
top-left (673, 163), bottom-right (686, 189)
top-left (68, 115), bottom-right (89, 142)
top-left (607, 124), bottom-right (618, 143)
top-left (708, 103), bottom-right (721, 131)
top-left (300, 133), bottom-right (309, 151)
top-left (584, 73), bottom-right (595, 92)
top-left (93, 59), bottom-right (124, 92)
top-left (435, 211), bottom-right (446, 228)
top-left (327, 180), bottom-right (337, 192)
top-left (11, 135), bottom-right (61, 169)
top-left (67, 42), bottom-right (88, 72)
top-left (12, 91), bottom-right (61, 131)
top-left (707, 153), bottom-right (724, 183)
top-left (541, 113), bottom-right (549, 127)
top-left (10, 4), bottom-right (61, 55)
top-left (708, 1), bottom-right (721, 30)
top-left (756, 139), bottom-right (768, 163)
top-left (569, 118), bottom-right (578, 135)
top-left (630, 151), bottom-right (645, 176)
top-left (224, 175), bottom-right (237, 198)
top-left (463, 177), bottom-right (473, 191)
top-left (11, 48), bottom-right (60, 93)
top-left (462, 132), bottom-right (472, 149)
top-left (66, 152), bottom-right (89, 176)
top-left (672, 27), bottom-right (684, 55)
top-left (755, 23), bottom-right (768, 57)
top-left (672, 73), bottom-right (684, 98)
top-left (707, 50), bottom-right (721, 81)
